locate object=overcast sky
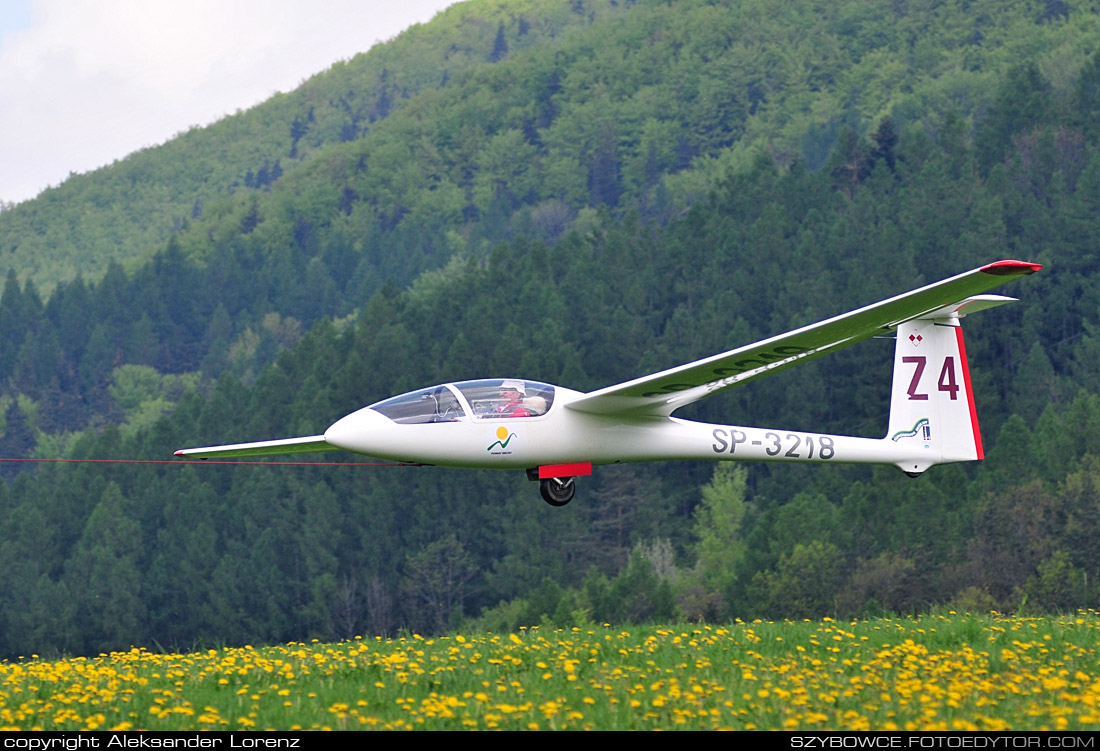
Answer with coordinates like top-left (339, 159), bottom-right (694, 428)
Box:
top-left (0, 0), bottom-right (459, 206)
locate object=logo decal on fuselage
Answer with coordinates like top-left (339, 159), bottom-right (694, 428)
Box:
top-left (487, 426), bottom-right (516, 454)
top-left (891, 418), bottom-right (931, 443)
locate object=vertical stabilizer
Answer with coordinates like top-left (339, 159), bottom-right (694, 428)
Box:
top-left (887, 316), bottom-right (983, 474)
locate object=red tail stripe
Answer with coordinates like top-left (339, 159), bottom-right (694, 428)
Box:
top-left (955, 327), bottom-right (983, 460)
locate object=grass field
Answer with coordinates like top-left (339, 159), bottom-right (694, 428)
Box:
top-left (3, 612), bottom-right (1100, 730)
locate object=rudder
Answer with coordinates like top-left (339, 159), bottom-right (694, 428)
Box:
top-left (886, 316), bottom-right (983, 474)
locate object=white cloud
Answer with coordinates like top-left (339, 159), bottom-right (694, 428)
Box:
top-left (0, 0), bottom-right (457, 205)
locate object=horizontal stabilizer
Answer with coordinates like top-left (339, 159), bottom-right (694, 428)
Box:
top-left (914, 294), bottom-right (1016, 321)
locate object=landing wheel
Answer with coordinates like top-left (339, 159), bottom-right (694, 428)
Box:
top-left (540, 477), bottom-right (576, 506)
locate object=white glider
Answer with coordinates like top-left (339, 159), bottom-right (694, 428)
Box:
top-left (177, 260), bottom-right (1041, 505)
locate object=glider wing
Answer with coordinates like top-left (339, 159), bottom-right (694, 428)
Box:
top-left (566, 260), bottom-right (1041, 418)
top-left (175, 435), bottom-right (339, 459)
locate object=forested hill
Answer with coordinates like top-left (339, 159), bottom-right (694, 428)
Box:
top-left (2, 0), bottom-right (1096, 293)
top-left (3, 0), bottom-right (1100, 657)
top-left (0, 0), bottom-right (625, 291)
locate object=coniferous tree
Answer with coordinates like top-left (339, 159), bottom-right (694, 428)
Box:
top-left (490, 23), bottom-right (509, 62)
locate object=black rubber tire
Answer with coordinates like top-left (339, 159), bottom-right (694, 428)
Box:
top-left (539, 477), bottom-right (575, 506)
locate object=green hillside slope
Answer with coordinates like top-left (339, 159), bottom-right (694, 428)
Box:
top-left (2, 0), bottom-right (1096, 294)
top-left (0, 0), bottom-right (627, 291)
top-left (2, 0), bottom-right (1100, 658)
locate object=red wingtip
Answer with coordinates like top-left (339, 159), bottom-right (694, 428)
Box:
top-left (980, 260), bottom-right (1042, 275)
top-left (174, 450), bottom-right (184, 456)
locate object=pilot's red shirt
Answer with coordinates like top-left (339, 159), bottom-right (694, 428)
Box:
top-left (497, 405), bottom-right (530, 418)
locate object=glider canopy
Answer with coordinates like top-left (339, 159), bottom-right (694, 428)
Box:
top-left (370, 379), bottom-right (557, 424)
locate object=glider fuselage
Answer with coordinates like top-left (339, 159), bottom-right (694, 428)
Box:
top-left (322, 382), bottom-right (925, 471)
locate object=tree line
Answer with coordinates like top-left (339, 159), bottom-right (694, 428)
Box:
top-left (4, 63), bottom-right (1100, 653)
top-left (2, 0), bottom-right (1100, 657)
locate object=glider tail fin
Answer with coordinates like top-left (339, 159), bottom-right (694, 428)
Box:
top-left (886, 295), bottom-right (1014, 473)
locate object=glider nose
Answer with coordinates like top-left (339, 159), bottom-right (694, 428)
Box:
top-left (324, 407), bottom-right (390, 454)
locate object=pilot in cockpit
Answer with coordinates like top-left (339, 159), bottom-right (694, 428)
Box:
top-left (495, 380), bottom-right (531, 418)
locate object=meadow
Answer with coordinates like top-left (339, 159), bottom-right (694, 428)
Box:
top-left (2, 613), bottom-right (1100, 731)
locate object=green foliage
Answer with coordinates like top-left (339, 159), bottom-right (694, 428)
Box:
top-left (470, 597), bottom-right (530, 634)
top-left (3, 0), bottom-right (1100, 657)
top-left (0, 0), bottom-right (631, 292)
top-left (1021, 551), bottom-right (1094, 613)
top-left (109, 365), bottom-right (200, 433)
top-left (748, 540), bottom-right (844, 620)
top-left (5, 0), bottom-right (1097, 296)
top-left (64, 482), bottom-right (147, 653)
top-left (401, 535), bottom-right (478, 634)
top-left (692, 464), bottom-right (748, 607)
top-left (579, 553), bottom-right (679, 626)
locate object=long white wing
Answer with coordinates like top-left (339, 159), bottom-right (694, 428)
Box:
top-left (566, 260), bottom-right (1041, 418)
top-left (175, 435), bottom-right (338, 459)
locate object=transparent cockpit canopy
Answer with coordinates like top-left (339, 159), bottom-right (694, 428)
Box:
top-left (370, 380), bottom-right (555, 424)
top-left (453, 379), bottom-right (555, 418)
top-left (369, 385), bottom-right (464, 425)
